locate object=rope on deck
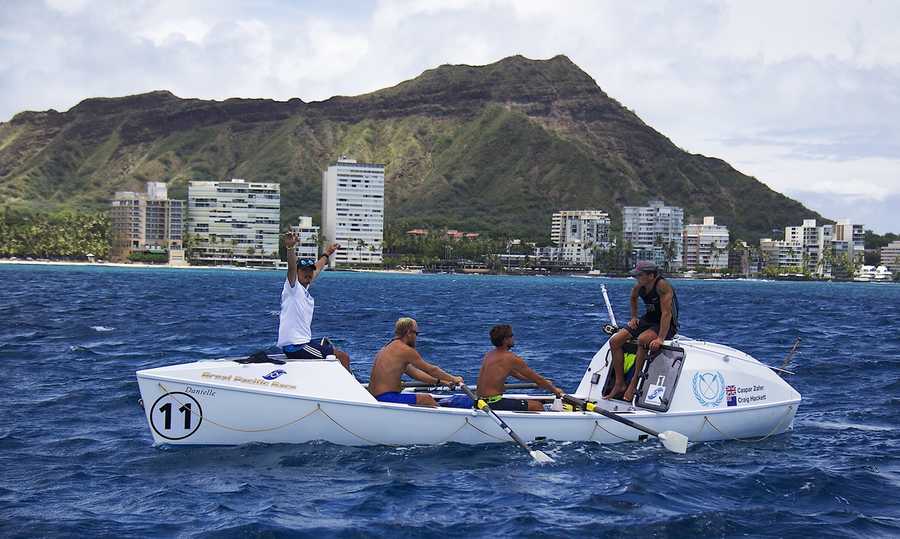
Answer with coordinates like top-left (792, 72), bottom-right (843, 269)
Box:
top-left (154, 383), bottom-right (487, 445)
top-left (158, 383), bottom-right (320, 433)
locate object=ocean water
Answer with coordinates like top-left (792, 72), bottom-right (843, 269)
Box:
top-left (1, 265), bottom-right (899, 538)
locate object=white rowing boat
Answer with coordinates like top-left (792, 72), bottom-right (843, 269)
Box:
top-left (136, 334), bottom-right (801, 452)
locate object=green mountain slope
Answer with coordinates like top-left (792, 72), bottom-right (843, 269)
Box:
top-left (0, 54), bottom-right (821, 240)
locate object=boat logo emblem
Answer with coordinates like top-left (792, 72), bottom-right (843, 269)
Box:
top-left (263, 369), bottom-right (288, 380)
top-left (691, 371), bottom-right (726, 407)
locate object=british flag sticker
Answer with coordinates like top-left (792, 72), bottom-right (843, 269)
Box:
top-left (726, 385), bottom-right (737, 407)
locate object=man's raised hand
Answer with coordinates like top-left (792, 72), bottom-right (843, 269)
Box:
top-left (283, 231), bottom-right (298, 248)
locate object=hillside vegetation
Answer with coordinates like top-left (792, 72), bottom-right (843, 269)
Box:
top-left (0, 55), bottom-right (823, 241)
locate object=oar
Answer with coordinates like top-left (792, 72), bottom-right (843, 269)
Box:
top-left (459, 385), bottom-right (555, 464)
top-left (361, 381), bottom-right (539, 390)
top-left (405, 382), bottom-right (539, 391)
top-left (563, 395), bottom-right (688, 454)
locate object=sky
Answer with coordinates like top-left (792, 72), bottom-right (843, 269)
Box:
top-left (1, 0), bottom-right (898, 233)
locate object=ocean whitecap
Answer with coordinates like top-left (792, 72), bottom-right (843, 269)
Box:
top-left (91, 326), bottom-right (115, 332)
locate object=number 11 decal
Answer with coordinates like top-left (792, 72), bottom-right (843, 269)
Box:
top-left (150, 392), bottom-right (203, 440)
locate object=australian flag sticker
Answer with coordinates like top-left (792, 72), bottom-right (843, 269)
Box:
top-left (726, 385), bottom-right (737, 407)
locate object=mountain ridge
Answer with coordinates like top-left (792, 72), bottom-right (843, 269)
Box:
top-left (0, 54), bottom-right (822, 240)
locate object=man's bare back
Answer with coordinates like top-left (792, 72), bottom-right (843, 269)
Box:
top-left (476, 325), bottom-right (564, 412)
top-left (368, 339), bottom-right (422, 396)
top-left (476, 348), bottom-right (523, 397)
top-left (367, 318), bottom-right (463, 407)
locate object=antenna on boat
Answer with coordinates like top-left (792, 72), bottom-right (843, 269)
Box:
top-left (777, 337), bottom-right (802, 375)
top-left (601, 284), bottom-right (619, 334)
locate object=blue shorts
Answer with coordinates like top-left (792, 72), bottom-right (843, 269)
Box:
top-left (374, 391), bottom-right (418, 405)
top-left (283, 337), bottom-right (335, 359)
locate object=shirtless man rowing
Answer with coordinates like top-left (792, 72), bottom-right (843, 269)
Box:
top-left (476, 324), bottom-right (563, 411)
top-left (368, 317), bottom-right (464, 407)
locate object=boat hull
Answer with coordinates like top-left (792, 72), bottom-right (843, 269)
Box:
top-left (137, 369), bottom-right (798, 447)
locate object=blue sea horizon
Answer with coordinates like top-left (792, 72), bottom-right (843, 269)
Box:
top-left (1, 265), bottom-right (898, 538)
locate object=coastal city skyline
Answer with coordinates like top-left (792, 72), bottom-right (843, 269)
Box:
top-left (103, 167), bottom-right (896, 281)
top-left (3, 5), bottom-right (899, 537)
top-left (2, 1), bottom-right (899, 233)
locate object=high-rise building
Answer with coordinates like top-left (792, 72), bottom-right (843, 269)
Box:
top-left (187, 179), bottom-right (280, 267)
top-left (290, 216), bottom-right (320, 260)
top-left (321, 157), bottom-right (385, 266)
top-left (728, 240), bottom-right (754, 277)
top-left (785, 219), bottom-right (832, 275)
top-left (831, 219), bottom-right (865, 265)
top-left (110, 182), bottom-right (184, 262)
top-left (759, 238), bottom-right (803, 270)
top-left (550, 210), bottom-right (611, 265)
top-left (683, 216), bottom-right (730, 270)
top-left (761, 218), bottom-right (865, 277)
top-left (881, 241), bottom-right (900, 274)
top-left (622, 199), bottom-right (684, 270)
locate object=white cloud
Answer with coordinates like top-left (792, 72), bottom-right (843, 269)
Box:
top-left (1, 0), bottom-right (899, 231)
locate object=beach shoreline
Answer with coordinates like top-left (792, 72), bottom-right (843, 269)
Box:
top-left (2, 258), bottom-right (894, 282)
top-left (0, 258), bottom-right (231, 270)
top-left (0, 259), bottom-right (429, 275)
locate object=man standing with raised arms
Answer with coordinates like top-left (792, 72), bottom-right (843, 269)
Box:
top-left (277, 231), bottom-right (351, 370)
top-left (604, 260), bottom-right (678, 402)
top-left (368, 318), bottom-right (463, 406)
top-left (476, 324), bottom-right (564, 411)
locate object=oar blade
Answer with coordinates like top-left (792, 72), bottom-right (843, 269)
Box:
top-left (530, 450), bottom-right (555, 464)
top-left (658, 430), bottom-right (689, 454)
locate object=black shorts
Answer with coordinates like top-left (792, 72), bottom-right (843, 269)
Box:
top-left (626, 319), bottom-right (677, 340)
top-left (479, 397), bottom-right (530, 411)
top-left (282, 337), bottom-right (335, 359)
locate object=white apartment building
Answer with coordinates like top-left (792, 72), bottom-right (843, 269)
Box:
top-left (290, 216), bottom-right (320, 260)
top-left (187, 179), bottom-right (280, 267)
top-left (683, 216), bottom-right (730, 270)
top-left (761, 218), bottom-right (865, 277)
top-left (551, 210), bottom-right (611, 265)
top-left (831, 219), bottom-right (865, 265)
top-left (622, 199), bottom-right (684, 270)
top-left (321, 157), bottom-right (385, 266)
top-left (785, 219), bottom-right (832, 275)
top-left (759, 238), bottom-right (803, 269)
top-left (881, 241), bottom-right (900, 274)
top-left (110, 181), bottom-right (184, 262)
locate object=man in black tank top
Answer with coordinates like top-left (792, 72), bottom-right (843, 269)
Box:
top-left (603, 260), bottom-right (679, 402)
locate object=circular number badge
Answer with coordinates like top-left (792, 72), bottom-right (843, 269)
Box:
top-left (150, 392), bottom-right (203, 440)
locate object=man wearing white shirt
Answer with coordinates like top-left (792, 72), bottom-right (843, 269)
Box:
top-left (277, 231), bottom-right (351, 370)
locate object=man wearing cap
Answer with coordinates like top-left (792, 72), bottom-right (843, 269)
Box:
top-left (277, 231), bottom-right (351, 370)
top-left (604, 260), bottom-right (679, 402)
